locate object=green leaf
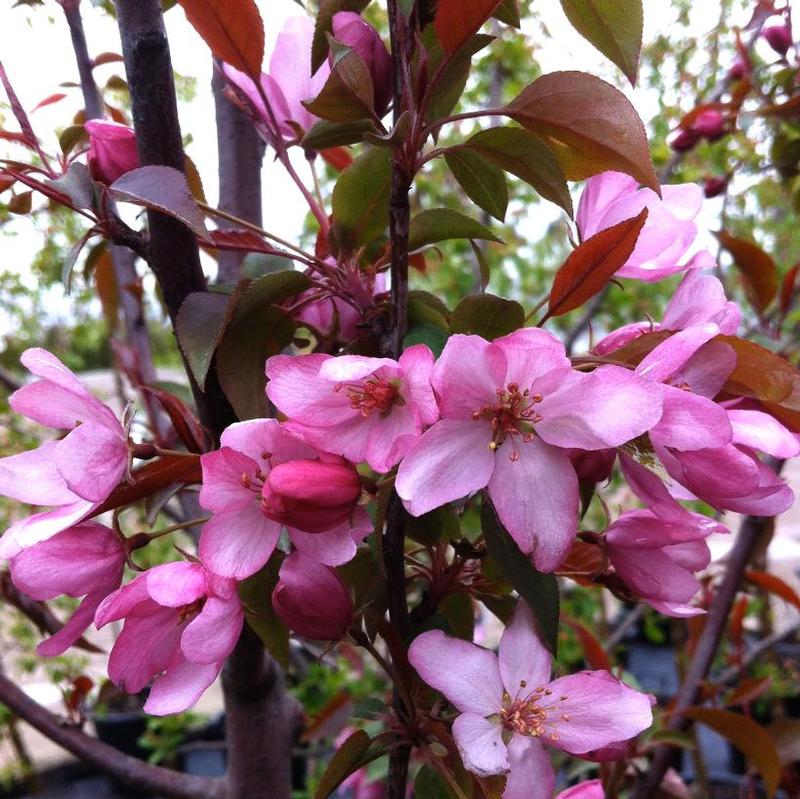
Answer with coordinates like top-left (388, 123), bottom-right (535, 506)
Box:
top-left (462, 127), bottom-right (573, 216)
top-left (408, 208), bottom-right (502, 252)
top-left (331, 147), bottom-right (392, 254)
top-left (303, 49), bottom-right (375, 123)
top-left (481, 500), bottom-right (560, 654)
top-left (559, 0), bottom-right (643, 84)
top-left (450, 293), bottom-right (524, 340)
top-left (505, 71), bottom-right (658, 191)
top-left (237, 556), bottom-right (289, 668)
top-left (315, 730), bottom-right (372, 799)
top-left (493, 0), bottom-right (521, 26)
top-left (414, 764), bottom-right (459, 799)
top-left (440, 592), bottom-right (475, 640)
top-left (405, 506), bottom-right (459, 546)
top-left (445, 150), bottom-right (508, 222)
top-left (311, 0), bottom-right (370, 72)
top-left (404, 324), bottom-right (449, 357)
top-left (302, 119), bottom-right (376, 149)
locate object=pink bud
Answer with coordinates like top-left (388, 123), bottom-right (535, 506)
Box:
top-left (260, 458), bottom-right (361, 533)
top-left (669, 128), bottom-right (700, 152)
top-left (727, 57), bottom-right (748, 80)
top-left (703, 175), bottom-right (728, 198)
top-left (763, 21), bottom-right (793, 56)
top-left (331, 12), bottom-right (392, 115)
top-left (84, 119), bottom-right (139, 185)
top-left (272, 552), bottom-right (354, 640)
top-left (691, 109), bottom-right (725, 141)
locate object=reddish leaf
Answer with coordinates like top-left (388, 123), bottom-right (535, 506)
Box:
top-left (208, 228), bottom-right (282, 255)
top-left (1, 166), bottom-right (83, 209)
top-left (177, 0), bottom-right (264, 79)
top-left (31, 92), bottom-right (66, 112)
top-left (506, 71), bottom-right (658, 191)
top-left (717, 336), bottom-right (797, 405)
top-left (0, 62), bottom-right (37, 147)
top-left (562, 613), bottom-right (611, 670)
top-left (94, 250), bottom-right (119, 333)
top-left (556, 540), bottom-right (605, 584)
top-left (715, 230), bottom-right (778, 313)
top-left (320, 146), bottom-right (354, 172)
top-left (779, 262), bottom-right (799, 318)
top-left (140, 386), bottom-right (211, 454)
top-left (744, 570), bottom-right (800, 612)
top-left (726, 676), bottom-right (773, 708)
top-left (0, 174), bottom-right (15, 193)
top-left (545, 208), bottom-right (647, 319)
top-left (434, 0), bottom-right (504, 55)
top-left (729, 594), bottom-right (749, 650)
top-left (92, 51), bottom-right (124, 68)
top-left (0, 129), bottom-right (37, 148)
top-left (93, 455), bottom-right (202, 516)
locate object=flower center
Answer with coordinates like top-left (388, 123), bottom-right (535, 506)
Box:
top-left (178, 597), bottom-right (206, 625)
top-left (500, 683), bottom-right (569, 742)
top-left (336, 378), bottom-right (405, 418)
top-left (472, 383), bottom-right (543, 456)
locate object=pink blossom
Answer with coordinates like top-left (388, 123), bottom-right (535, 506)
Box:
top-left (198, 419), bottom-right (371, 580)
top-left (576, 171), bottom-right (704, 282)
top-left (272, 552), bottom-right (353, 640)
top-left (691, 109), bottom-right (725, 140)
top-left (266, 345), bottom-right (438, 474)
top-left (9, 522), bottom-right (125, 656)
top-left (604, 509), bottom-right (724, 617)
top-left (0, 349), bottom-right (129, 560)
top-left (556, 781), bottom-right (603, 799)
top-left (763, 19), bottom-right (793, 56)
top-left (84, 119), bottom-right (139, 185)
top-left (408, 604), bottom-right (653, 798)
top-left (396, 330), bottom-right (661, 571)
top-left (95, 561), bottom-right (243, 715)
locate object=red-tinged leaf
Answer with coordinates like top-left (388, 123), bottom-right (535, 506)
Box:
top-left (31, 92), bottom-right (66, 112)
top-left (779, 262), bottom-right (799, 317)
top-left (764, 401), bottom-right (800, 434)
top-left (0, 129), bottom-right (37, 149)
top-left (93, 455), bottom-right (202, 516)
top-left (94, 250), bottom-right (119, 333)
top-left (729, 594), bottom-right (749, 649)
top-left (314, 730), bottom-right (372, 799)
top-left (545, 208), bottom-right (647, 319)
top-left (505, 71), bottom-right (658, 191)
top-left (207, 229), bottom-right (281, 255)
top-left (140, 386), bottom-right (211, 454)
top-left (0, 62), bottom-right (37, 146)
top-left (65, 675), bottom-right (94, 714)
top-left (726, 676), bottom-right (773, 708)
top-left (92, 51), bottom-right (124, 68)
top-left (321, 146), bottom-right (354, 172)
top-left (0, 166), bottom-right (84, 209)
top-left (434, 0), bottom-right (504, 55)
top-left (7, 190), bottom-right (32, 214)
top-left (177, 0), bottom-right (264, 79)
top-left (110, 166), bottom-right (207, 238)
top-left (556, 540), bottom-right (605, 583)
top-left (0, 175), bottom-right (15, 193)
top-left (715, 230), bottom-right (778, 313)
top-left (682, 708), bottom-right (780, 797)
top-left (562, 613), bottom-right (611, 670)
top-left (744, 570), bottom-right (800, 612)
top-left (717, 336), bottom-right (797, 405)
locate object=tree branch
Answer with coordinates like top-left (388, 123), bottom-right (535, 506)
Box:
top-left (631, 458), bottom-right (785, 799)
top-left (0, 672), bottom-right (225, 799)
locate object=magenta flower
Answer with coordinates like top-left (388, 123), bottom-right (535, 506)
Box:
top-left (763, 19), bottom-right (793, 56)
top-left (691, 109), bottom-right (725, 140)
top-left (9, 521), bottom-right (125, 656)
top-left (396, 330), bottom-right (661, 571)
top-left (576, 171), bottom-right (704, 282)
top-left (604, 509), bottom-right (723, 617)
top-left (0, 349), bottom-right (129, 559)
top-left (84, 119), bottom-right (139, 185)
top-left (408, 604), bottom-right (653, 798)
top-left (95, 561), bottom-right (243, 715)
top-left (198, 419), bottom-right (371, 580)
top-left (272, 551), bottom-right (353, 641)
top-left (266, 345), bottom-right (438, 474)
top-left (556, 781), bottom-right (603, 799)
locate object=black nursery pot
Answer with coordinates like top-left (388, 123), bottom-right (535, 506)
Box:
top-left (91, 710), bottom-right (149, 760)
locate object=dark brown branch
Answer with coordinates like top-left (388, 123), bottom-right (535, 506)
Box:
top-left (631, 458), bottom-right (785, 799)
top-left (0, 365), bottom-right (22, 393)
top-left (211, 66), bottom-right (265, 285)
top-left (0, 672), bottom-right (225, 799)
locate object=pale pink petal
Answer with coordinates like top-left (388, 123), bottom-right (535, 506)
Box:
top-left (576, 172), bottom-right (637, 239)
top-left (396, 419), bottom-right (495, 517)
top-left (318, 355), bottom-right (398, 382)
top-left (728, 409), bottom-right (800, 458)
top-left (408, 629), bottom-right (503, 715)
top-left (220, 418), bottom-right (317, 466)
top-left (663, 271), bottom-right (730, 330)
top-left (452, 713), bottom-right (509, 777)
top-left (289, 507), bottom-right (371, 566)
top-left (432, 335), bottom-right (503, 420)
top-left (488, 439), bottom-right (578, 572)
top-left (0, 442), bottom-right (78, 505)
top-left (144, 652), bottom-right (221, 715)
top-left (648, 599), bottom-right (706, 617)
top-left (181, 595), bottom-right (243, 664)
top-left (609, 541), bottom-right (701, 604)
top-left (544, 671), bottom-right (653, 754)
top-left (222, 64), bottom-right (267, 118)
top-left (671, 340), bottom-right (736, 398)
top-left (0, 499), bottom-right (98, 558)
top-left (504, 735), bottom-right (554, 799)
top-left (650, 385), bottom-right (731, 451)
top-left (53, 423), bottom-right (128, 502)
top-left (146, 562), bottom-right (207, 607)
top-left (492, 328), bottom-right (570, 387)
top-left (199, 447), bottom-right (260, 513)
top-left (363, 404), bottom-right (420, 472)
top-left (37, 591), bottom-right (106, 656)
top-left (199, 504), bottom-right (282, 580)
top-left (536, 366), bottom-right (661, 450)
top-left (594, 322), bottom-right (652, 356)
top-left (556, 779), bottom-right (604, 799)
top-left (619, 455), bottom-right (689, 524)
top-left (635, 324), bottom-right (720, 384)
top-left (398, 344), bottom-right (439, 425)
top-left (498, 604), bottom-right (552, 698)
top-left (660, 443), bottom-right (760, 499)
top-left (95, 575), bottom-right (151, 627)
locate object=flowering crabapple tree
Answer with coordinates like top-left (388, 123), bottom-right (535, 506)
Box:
top-left (0, 1), bottom-right (799, 798)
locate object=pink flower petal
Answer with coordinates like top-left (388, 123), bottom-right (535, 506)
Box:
top-left (650, 385), bottom-right (731, 451)
top-left (95, 574), bottom-right (151, 627)
top-left (144, 652), bottom-right (221, 716)
top-left (0, 499), bottom-right (98, 558)
top-left (576, 172), bottom-right (638, 239)
top-left (452, 713), bottom-right (509, 776)
top-left (670, 340), bottom-right (736, 398)
top-left (318, 354), bottom-right (399, 382)
top-left (504, 735), bottom-right (555, 799)
top-left (220, 418), bottom-right (317, 466)
top-left (498, 603), bottom-right (552, 698)
top-left (289, 507), bottom-right (371, 566)
top-left (408, 629), bottom-right (503, 715)
top-left (398, 344), bottom-right (439, 425)
top-left (181, 595), bottom-right (243, 664)
top-left (636, 324), bottom-right (720, 384)
top-left (491, 328), bottom-right (570, 387)
top-left (37, 590), bottom-right (107, 657)
top-left (396, 419), bottom-right (495, 517)
top-left (556, 779), bottom-right (604, 799)
top-left (0, 442), bottom-right (78, 506)
top-left (146, 562), bottom-right (207, 607)
top-left (728, 408), bottom-right (800, 458)
top-left (199, 447), bottom-right (260, 513)
top-left (488, 438), bottom-right (578, 572)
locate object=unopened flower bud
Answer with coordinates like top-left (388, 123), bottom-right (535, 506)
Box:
top-left (703, 175), bottom-right (729, 198)
top-left (332, 12), bottom-right (392, 115)
top-left (670, 128), bottom-right (700, 152)
top-left (84, 119), bottom-right (139, 185)
top-left (272, 552), bottom-right (353, 640)
top-left (727, 57), bottom-right (748, 80)
top-left (260, 458), bottom-right (361, 533)
top-left (691, 109), bottom-right (725, 141)
top-left (763, 21), bottom-right (793, 56)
